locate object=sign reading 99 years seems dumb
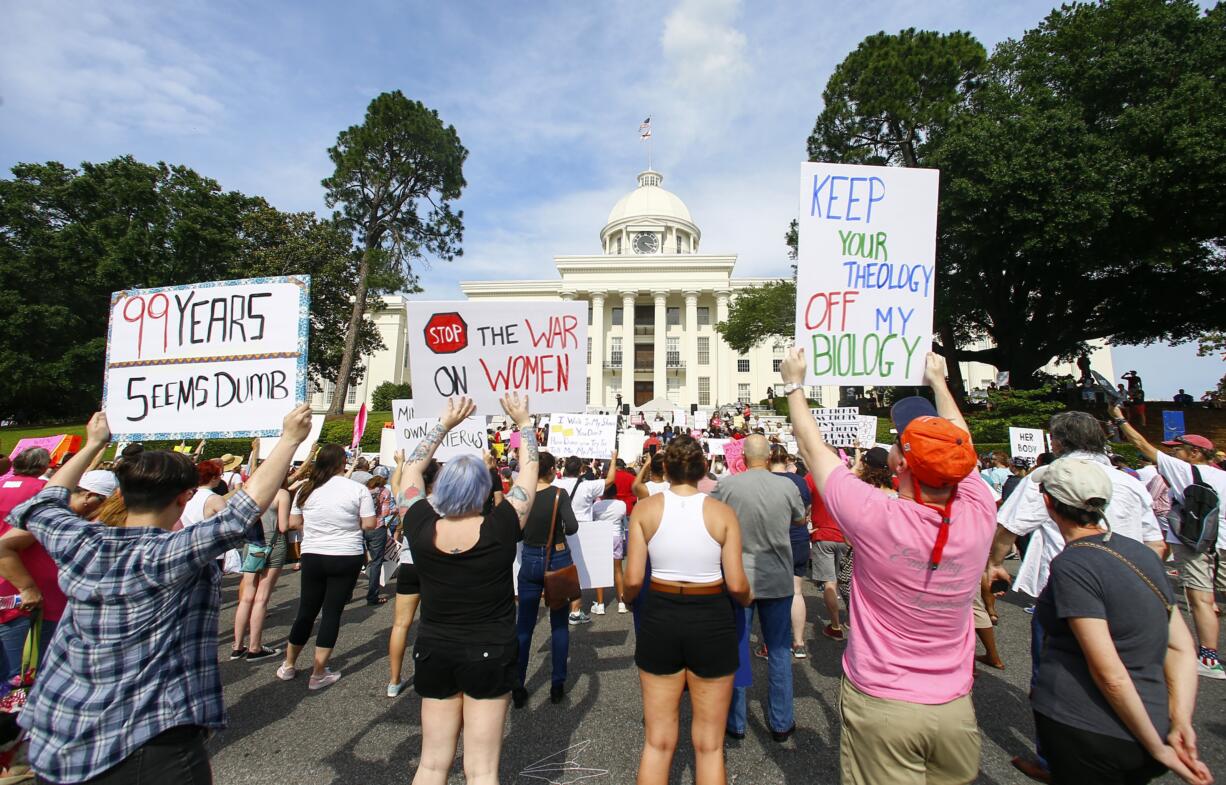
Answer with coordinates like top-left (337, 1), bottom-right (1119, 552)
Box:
top-left (794, 163), bottom-right (939, 386)
top-left (103, 276), bottom-right (311, 440)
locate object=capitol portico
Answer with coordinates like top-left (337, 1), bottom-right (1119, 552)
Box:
top-left (460, 170), bottom-right (829, 410)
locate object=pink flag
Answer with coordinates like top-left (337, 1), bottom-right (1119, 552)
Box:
top-left (351, 403), bottom-right (368, 450)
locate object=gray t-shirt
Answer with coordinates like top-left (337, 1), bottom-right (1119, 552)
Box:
top-left (1032, 533), bottom-right (1174, 741)
top-left (712, 470), bottom-right (805, 599)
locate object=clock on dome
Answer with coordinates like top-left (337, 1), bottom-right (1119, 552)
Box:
top-left (632, 232), bottom-right (659, 254)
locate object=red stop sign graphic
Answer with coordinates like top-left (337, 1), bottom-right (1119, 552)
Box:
top-left (424, 312), bottom-right (468, 354)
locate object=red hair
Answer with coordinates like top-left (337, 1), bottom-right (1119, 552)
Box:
top-left (196, 459), bottom-right (223, 486)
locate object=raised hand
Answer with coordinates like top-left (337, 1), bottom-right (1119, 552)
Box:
top-left (281, 403), bottom-right (314, 443)
top-left (923, 352), bottom-right (949, 387)
top-left (84, 412), bottom-right (111, 447)
top-left (440, 397), bottom-right (476, 430)
top-left (781, 347), bottom-right (807, 385)
top-left (500, 392), bottom-right (532, 428)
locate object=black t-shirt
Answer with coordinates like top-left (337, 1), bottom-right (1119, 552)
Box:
top-left (522, 486), bottom-right (579, 548)
top-left (405, 499), bottom-right (523, 644)
top-left (1001, 474), bottom-right (1022, 503)
top-left (1032, 533), bottom-right (1174, 741)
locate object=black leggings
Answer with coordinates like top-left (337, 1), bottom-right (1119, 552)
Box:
top-left (1035, 712), bottom-right (1167, 785)
top-left (288, 553), bottom-right (364, 649)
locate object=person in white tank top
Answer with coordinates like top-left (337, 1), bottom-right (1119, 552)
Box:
top-left (623, 435), bottom-right (751, 785)
top-left (632, 453), bottom-right (671, 499)
top-left (179, 460), bottom-right (226, 529)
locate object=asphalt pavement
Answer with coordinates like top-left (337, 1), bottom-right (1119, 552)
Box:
top-left (209, 566), bottom-right (1225, 784)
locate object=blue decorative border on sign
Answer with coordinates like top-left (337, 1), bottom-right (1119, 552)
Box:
top-left (103, 275), bottom-right (312, 442)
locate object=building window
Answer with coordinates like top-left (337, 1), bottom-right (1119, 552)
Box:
top-left (611, 307), bottom-right (623, 326)
top-left (676, 234), bottom-right (683, 254)
top-left (616, 236), bottom-right (623, 255)
top-left (587, 305), bottom-right (592, 325)
top-left (772, 358), bottom-right (782, 373)
top-left (810, 386), bottom-right (824, 404)
top-left (698, 337), bottom-right (710, 365)
top-left (323, 380), bottom-right (335, 406)
top-left (587, 337), bottom-right (592, 364)
top-left (666, 377), bottom-right (681, 403)
top-left (698, 377), bottom-right (711, 406)
top-left (586, 378), bottom-right (591, 405)
top-left (738, 383), bottom-right (751, 403)
top-left (773, 343), bottom-right (785, 355)
top-left (634, 305), bottom-right (653, 326)
top-left (697, 306), bottom-right (711, 326)
top-left (666, 337), bottom-right (680, 366)
top-left (737, 358), bottom-right (750, 373)
top-left (667, 307), bottom-right (680, 326)
top-left (346, 384), bottom-right (357, 405)
top-left (610, 336), bottom-right (622, 365)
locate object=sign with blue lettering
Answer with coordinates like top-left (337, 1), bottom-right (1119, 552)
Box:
top-left (793, 163), bottom-right (940, 385)
top-left (1163, 410), bottom-right (1186, 442)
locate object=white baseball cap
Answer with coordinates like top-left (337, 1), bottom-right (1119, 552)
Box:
top-left (78, 470), bottom-right (118, 498)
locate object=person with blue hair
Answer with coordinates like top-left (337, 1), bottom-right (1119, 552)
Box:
top-left (399, 393), bottom-right (538, 785)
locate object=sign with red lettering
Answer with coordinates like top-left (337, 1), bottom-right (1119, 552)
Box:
top-left (407, 300), bottom-right (588, 415)
top-left (103, 275), bottom-right (311, 440)
top-left (794, 163), bottom-right (939, 385)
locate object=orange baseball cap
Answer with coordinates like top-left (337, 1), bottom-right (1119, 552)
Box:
top-left (899, 416), bottom-right (977, 487)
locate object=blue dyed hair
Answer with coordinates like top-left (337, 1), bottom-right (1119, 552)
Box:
top-left (431, 454), bottom-right (493, 517)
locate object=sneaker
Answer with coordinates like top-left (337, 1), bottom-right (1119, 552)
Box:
top-left (550, 683), bottom-right (565, 704)
top-left (387, 679), bottom-right (411, 698)
top-left (245, 647), bottom-right (282, 663)
top-left (1197, 658), bottom-right (1226, 680)
top-left (275, 663), bottom-right (296, 681)
top-left (568, 611), bottom-right (591, 626)
top-left (792, 644), bottom-right (808, 659)
top-left (1023, 605), bottom-right (1036, 615)
top-left (591, 602), bottom-right (606, 616)
top-left (229, 647), bottom-right (247, 660)
top-left (617, 601), bottom-right (628, 614)
top-left (308, 669), bottom-right (341, 690)
top-left (821, 624), bottom-right (845, 641)
top-left (753, 643), bottom-right (769, 659)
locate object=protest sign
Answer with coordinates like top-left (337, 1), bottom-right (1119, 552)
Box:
top-left (103, 275), bottom-right (310, 440)
top-left (2, 435), bottom-right (79, 480)
top-left (672, 410), bottom-right (687, 427)
top-left (794, 163), bottom-right (939, 385)
top-left (1009, 427), bottom-right (1046, 462)
top-left (856, 415), bottom-right (878, 448)
top-left (407, 301), bottom-right (588, 416)
top-left (514, 522), bottom-right (614, 592)
top-left (620, 430), bottom-right (646, 457)
top-left (1162, 410), bottom-right (1186, 442)
top-left (706, 438), bottom-right (729, 456)
top-left (392, 407), bottom-right (488, 462)
top-left (995, 371), bottom-right (1011, 387)
top-left (379, 427), bottom-right (398, 466)
top-left (258, 414), bottom-right (325, 463)
top-left (810, 407), bottom-right (862, 447)
top-left (548, 413), bottom-right (616, 459)
top-left (724, 438), bottom-right (746, 474)
top-left (693, 410), bottom-right (709, 430)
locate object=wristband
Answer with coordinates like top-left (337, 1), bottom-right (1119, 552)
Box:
top-left (1112, 417), bottom-right (1126, 426)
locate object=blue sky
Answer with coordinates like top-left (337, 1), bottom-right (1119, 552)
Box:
top-left (1, 0), bottom-right (1220, 399)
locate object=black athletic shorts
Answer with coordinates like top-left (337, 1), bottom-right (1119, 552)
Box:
top-left (791, 537), bottom-right (810, 578)
top-left (412, 637), bottom-right (518, 700)
top-left (396, 563), bottom-right (420, 595)
top-left (635, 589), bottom-right (738, 679)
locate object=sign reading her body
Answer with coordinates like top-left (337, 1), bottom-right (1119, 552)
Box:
top-left (794, 163), bottom-right (939, 385)
top-left (408, 301), bottom-right (588, 416)
top-left (1009, 427), bottom-right (1046, 461)
top-left (104, 276), bottom-right (310, 440)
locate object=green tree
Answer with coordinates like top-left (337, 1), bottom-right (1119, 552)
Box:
top-left (371, 381), bottom-right (411, 412)
top-left (715, 280), bottom-right (796, 354)
top-left (323, 91), bottom-right (467, 414)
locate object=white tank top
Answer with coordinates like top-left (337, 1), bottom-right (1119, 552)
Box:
top-left (647, 489), bottom-right (723, 583)
top-left (644, 480), bottom-right (671, 496)
top-left (180, 487), bottom-right (218, 528)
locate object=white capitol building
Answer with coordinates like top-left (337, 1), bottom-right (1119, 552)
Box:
top-left (314, 168), bottom-right (1113, 414)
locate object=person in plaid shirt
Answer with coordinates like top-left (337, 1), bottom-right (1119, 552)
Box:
top-left (7, 404), bottom-right (314, 785)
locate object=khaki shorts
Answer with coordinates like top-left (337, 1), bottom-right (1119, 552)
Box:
top-left (971, 591), bottom-right (992, 630)
top-left (839, 677), bottom-right (980, 785)
top-left (1172, 543), bottom-right (1226, 594)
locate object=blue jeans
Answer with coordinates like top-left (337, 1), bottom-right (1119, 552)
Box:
top-left (364, 528), bottom-right (387, 603)
top-left (0, 616), bottom-right (58, 683)
top-left (516, 545), bottom-right (573, 688)
top-left (728, 596), bottom-right (794, 733)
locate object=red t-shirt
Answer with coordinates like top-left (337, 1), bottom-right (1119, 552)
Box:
top-left (806, 475), bottom-right (844, 543)
top-left (0, 517), bottom-right (67, 623)
top-left (613, 469), bottom-right (636, 514)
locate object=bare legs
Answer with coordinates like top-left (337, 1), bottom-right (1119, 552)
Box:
top-left (637, 669), bottom-right (732, 785)
top-left (975, 627), bottom-right (1005, 669)
top-left (1187, 587), bottom-right (1220, 653)
top-left (791, 576), bottom-right (806, 648)
top-left (412, 694), bottom-right (509, 785)
top-left (248, 568), bottom-right (281, 652)
top-left (389, 592), bottom-right (420, 686)
top-left (822, 581), bottom-right (843, 632)
top-left (613, 558), bottom-right (625, 605)
top-left (233, 573), bottom-right (256, 651)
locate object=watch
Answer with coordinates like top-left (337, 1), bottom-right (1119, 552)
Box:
top-left (783, 382), bottom-right (803, 395)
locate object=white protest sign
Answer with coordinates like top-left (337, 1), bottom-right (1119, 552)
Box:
top-left (258, 414), bottom-right (325, 462)
top-left (1009, 427), bottom-right (1046, 461)
top-left (996, 371), bottom-right (1011, 387)
top-left (693, 410), bottom-right (709, 431)
top-left (394, 414), bottom-right (488, 462)
top-left (407, 301), bottom-right (588, 416)
top-left (379, 427), bottom-right (397, 466)
top-left (672, 409), bottom-right (688, 427)
top-left (391, 399), bottom-right (416, 422)
top-left (794, 163), bottom-right (939, 385)
top-left (104, 275), bottom-right (310, 439)
top-left (810, 407), bottom-right (862, 448)
top-left (856, 415), bottom-right (878, 448)
top-left (514, 521), bottom-right (614, 592)
top-left (706, 438), bottom-right (729, 456)
top-left (547, 413), bottom-right (617, 459)
top-left (619, 430), bottom-right (646, 457)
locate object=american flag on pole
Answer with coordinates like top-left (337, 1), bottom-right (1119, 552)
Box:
top-left (639, 117), bottom-right (651, 140)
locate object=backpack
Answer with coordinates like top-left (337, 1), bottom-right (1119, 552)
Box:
top-left (1173, 465), bottom-right (1220, 554)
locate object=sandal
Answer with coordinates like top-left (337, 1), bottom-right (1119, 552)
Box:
top-left (366, 597), bottom-right (388, 606)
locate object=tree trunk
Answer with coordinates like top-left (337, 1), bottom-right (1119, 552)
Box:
top-left (328, 245), bottom-right (373, 415)
top-left (937, 323), bottom-right (966, 404)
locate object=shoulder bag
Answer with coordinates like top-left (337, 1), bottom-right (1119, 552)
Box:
top-left (543, 488), bottom-right (581, 610)
top-left (1066, 540), bottom-right (1173, 617)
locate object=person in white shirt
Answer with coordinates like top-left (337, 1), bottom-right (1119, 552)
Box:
top-left (553, 454), bottom-right (621, 621)
top-left (1112, 407), bottom-right (1226, 681)
top-left (278, 444), bottom-right (377, 690)
top-left (989, 410), bottom-right (1165, 781)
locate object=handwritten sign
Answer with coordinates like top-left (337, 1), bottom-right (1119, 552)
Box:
top-left (693, 410), bottom-right (709, 431)
top-left (1162, 410), bottom-right (1186, 442)
top-left (1009, 427), bottom-right (1046, 461)
top-left (810, 407), bottom-right (862, 447)
top-left (857, 415), bottom-right (879, 448)
top-left (794, 163), bottom-right (939, 385)
top-left (407, 301), bottom-right (588, 416)
top-left (724, 438), bottom-right (746, 474)
top-left (706, 438), bottom-right (729, 457)
top-left (2, 436), bottom-right (76, 480)
top-left (548, 413), bottom-right (616, 459)
top-left (258, 414), bottom-right (325, 463)
top-left (392, 403), bottom-right (488, 462)
top-left (103, 276), bottom-right (310, 440)
top-left (514, 522), bottom-right (614, 592)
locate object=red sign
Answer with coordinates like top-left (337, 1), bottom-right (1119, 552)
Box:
top-left (423, 312), bottom-right (468, 354)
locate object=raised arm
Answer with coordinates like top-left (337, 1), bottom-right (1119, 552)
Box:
top-left (398, 397), bottom-right (476, 511)
top-left (631, 458), bottom-right (652, 499)
top-left (925, 352), bottom-right (970, 436)
top-left (46, 412), bottom-right (111, 493)
top-left (1110, 404), bottom-right (1159, 463)
top-left (603, 450), bottom-right (619, 489)
top-left (243, 404), bottom-right (313, 512)
top-left (500, 393), bottom-right (538, 526)
top-left (780, 348), bottom-right (842, 494)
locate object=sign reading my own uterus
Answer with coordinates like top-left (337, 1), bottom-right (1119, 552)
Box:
top-left (794, 163), bottom-right (940, 385)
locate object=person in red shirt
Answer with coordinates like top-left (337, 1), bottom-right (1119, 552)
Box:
top-left (0, 448), bottom-right (51, 522)
top-left (806, 472), bottom-right (848, 641)
top-left (643, 433), bottom-right (661, 453)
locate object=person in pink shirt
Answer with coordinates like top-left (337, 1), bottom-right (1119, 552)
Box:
top-left (0, 448), bottom-right (51, 522)
top-left (782, 348), bottom-right (995, 785)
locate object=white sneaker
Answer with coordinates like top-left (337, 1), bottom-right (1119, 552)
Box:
top-left (276, 663), bottom-right (296, 681)
top-left (387, 678), bottom-right (411, 697)
top-left (308, 669), bottom-right (341, 690)
top-left (617, 601), bottom-right (628, 614)
top-left (591, 602), bottom-right (605, 615)
top-left (1198, 658), bottom-right (1226, 680)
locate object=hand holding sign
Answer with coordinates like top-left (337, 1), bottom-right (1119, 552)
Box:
top-left (440, 397), bottom-right (477, 430)
top-left (781, 347), bottom-right (807, 386)
top-left (500, 392), bottom-right (532, 428)
top-left (282, 404), bottom-right (315, 445)
top-left (923, 352), bottom-right (948, 387)
top-left (85, 412), bottom-right (111, 447)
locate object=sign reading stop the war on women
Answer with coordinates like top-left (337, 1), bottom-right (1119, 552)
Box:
top-left (103, 276), bottom-right (311, 440)
top-left (794, 163), bottom-right (939, 385)
top-left (407, 301), bottom-right (589, 416)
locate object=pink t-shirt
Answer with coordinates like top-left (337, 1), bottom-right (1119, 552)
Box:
top-left (822, 465), bottom-right (996, 704)
top-left (0, 476), bottom-right (45, 523)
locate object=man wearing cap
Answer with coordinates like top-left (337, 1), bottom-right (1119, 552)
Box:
top-left (784, 349), bottom-right (995, 785)
top-left (1111, 407), bottom-right (1226, 681)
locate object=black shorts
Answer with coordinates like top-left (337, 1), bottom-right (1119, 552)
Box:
top-left (396, 563), bottom-right (420, 595)
top-left (412, 637), bottom-right (518, 700)
top-left (635, 589), bottom-right (738, 679)
top-left (1035, 711), bottom-right (1166, 785)
top-left (791, 537), bottom-right (810, 578)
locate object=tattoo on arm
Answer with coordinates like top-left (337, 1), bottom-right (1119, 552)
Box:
top-left (521, 429), bottom-right (539, 464)
top-left (407, 424), bottom-right (447, 463)
top-left (508, 486), bottom-right (528, 502)
top-left (397, 485), bottom-right (425, 512)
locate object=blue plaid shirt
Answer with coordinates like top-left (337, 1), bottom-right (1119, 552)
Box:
top-left (7, 486), bottom-right (261, 783)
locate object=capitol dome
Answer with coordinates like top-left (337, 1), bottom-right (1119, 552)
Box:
top-left (600, 170), bottom-right (701, 256)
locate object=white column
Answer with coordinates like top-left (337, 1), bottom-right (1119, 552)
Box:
top-left (589, 291), bottom-right (606, 408)
top-left (621, 291), bottom-right (636, 407)
top-left (715, 290), bottom-right (733, 405)
top-left (652, 290), bottom-right (667, 402)
top-left (683, 290), bottom-right (699, 406)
